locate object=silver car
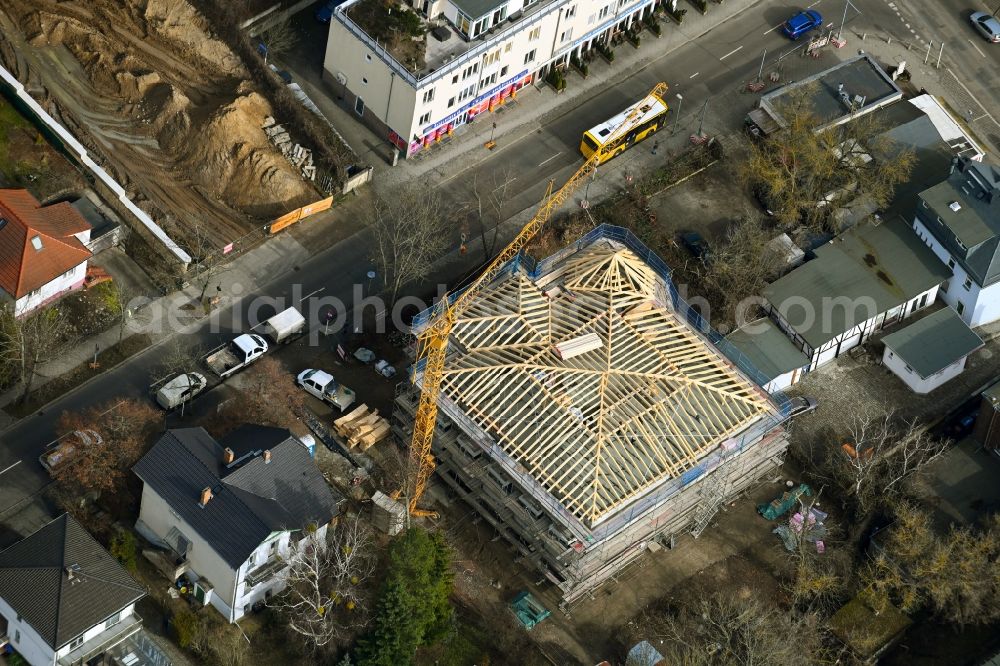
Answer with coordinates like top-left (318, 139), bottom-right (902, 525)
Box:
top-left (971, 11), bottom-right (1000, 42)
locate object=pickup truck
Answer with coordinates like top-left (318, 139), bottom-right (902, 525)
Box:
top-left (297, 368), bottom-right (356, 412)
top-left (261, 307), bottom-right (305, 344)
top-left (205, 334), bottom-right (268, 378)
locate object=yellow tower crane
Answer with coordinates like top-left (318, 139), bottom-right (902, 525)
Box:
top-left (404, 82), bottom-right (669, 517)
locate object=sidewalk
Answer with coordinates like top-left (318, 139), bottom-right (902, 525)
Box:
top-left (0, 232), bottom-right (312, 422)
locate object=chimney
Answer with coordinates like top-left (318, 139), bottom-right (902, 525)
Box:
top-left (200, 487), bottom-right (213, 507)
top-left (223, 447), bottom-right (235, 465)
top-left (263, 450), bottom-right (272, 464)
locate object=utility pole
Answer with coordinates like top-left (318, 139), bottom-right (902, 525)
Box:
top-left (697, 99), bottom-right (709, 137)
top-left (672, 93), bottom-right (683, 135)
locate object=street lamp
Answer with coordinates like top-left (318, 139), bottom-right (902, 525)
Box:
top-left (672, 94), bottom-right (683, 135)
top-left (366, 270), bottom-right (377, 297)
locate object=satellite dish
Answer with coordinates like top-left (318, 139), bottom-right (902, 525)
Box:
top-left (336, 72), bottom-right (347, 85)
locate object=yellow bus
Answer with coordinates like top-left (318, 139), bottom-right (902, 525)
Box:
top-left (580, 94), bottom-right (669, 164)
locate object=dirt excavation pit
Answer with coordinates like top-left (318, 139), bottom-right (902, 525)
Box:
top-left (0, 0), bottom-right (319, 250)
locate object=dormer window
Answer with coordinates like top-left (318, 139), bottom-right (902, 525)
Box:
top-left (30, 235), bottom-right (43, 250)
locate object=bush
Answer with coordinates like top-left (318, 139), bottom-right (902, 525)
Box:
top-left (597, 42), bottom-right (616, 62)
top-left (693, 0), bottom-right (707, 12)
top-left (110, 530), bottom-right (138, 572)
top-left (172, 610), bottom-right (200, 649)
top-left (645, 15), bottom-right (662, 35)
top-left (670, 7), bottom-right (688, 21)
top-left (545, 69), bottom-right (566, 91)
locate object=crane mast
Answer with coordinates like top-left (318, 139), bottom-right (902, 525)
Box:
top-left (405, 82), bottom-right (669, 517)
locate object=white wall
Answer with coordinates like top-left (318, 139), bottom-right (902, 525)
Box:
top-left (912, 216), bottom-right (1000, 328)
top-left (326, 0), bottom-right (653, 149)
top-left (882, 346), bottom-right (967, 394)
top-left (136, 484), bottom-right (240, 621)
top-left (52, 603), bottom-right (137, 662)
top-left (0, 596), bottom-right (56, 666)
top-left (232, 524), bottom-right (329, 619)
top-left (764, 366), bottom-right (803, 394)
top-left (14, 261), bottom-right (87, 317)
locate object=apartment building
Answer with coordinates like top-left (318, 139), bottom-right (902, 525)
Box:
top-left (323, 0), bottom-right (656, 156)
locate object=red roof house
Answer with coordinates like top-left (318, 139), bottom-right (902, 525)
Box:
top-left (0, 189), bottom-right (92, 314)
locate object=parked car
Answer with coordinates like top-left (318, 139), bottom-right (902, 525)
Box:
top-left (297, 369), bottom-right (356, 412)
top-left (787, 396), bottom-right (819, 417)
top-left (315, 0), bottom-right (339, 22)
top-left (970, 11), bottom-right (1000, 42)
top-left (782, 10), bottom-right (823, 40)
top-left (156, 372), bottom-right (208, 410)
top-left (679, 231), bottom-right (711, 262)
top-left (39, 430), bottom-right (103, 472)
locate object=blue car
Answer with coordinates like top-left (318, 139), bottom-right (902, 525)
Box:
top-left (782, 10), bottom-right (823, 40)
top-left (315, 0), bottom-right (339, 23)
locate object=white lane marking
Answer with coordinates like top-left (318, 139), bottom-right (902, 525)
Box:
top-left (720, 45), bottom-right (744, 60)
top-left (807, 0), bottom-right (822, 6)
top-left (968, 39), bottom-right (987, 58)
top-left (538, 152), bottom-right (562, 167)
top-left (689, 72), bottom-right (700, 78)
top-left (764, 23), bottom-right (783, 35)
top-left (0, 460), bottom-right (20, 475)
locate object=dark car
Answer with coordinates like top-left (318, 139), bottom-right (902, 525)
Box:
top-left (679, 231), bottom-right (711, 262)
top-left (315, 0), bottom-right (339, 22)
top-left (782, 10), bottom-right (823, 40)
top-left (970, 11), bottom-right (1000, 43)
top-left (787, 396), bottom-right (819, 417)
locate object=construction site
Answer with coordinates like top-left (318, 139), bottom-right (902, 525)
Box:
top-left (393, 225), bottom-right (792, 609)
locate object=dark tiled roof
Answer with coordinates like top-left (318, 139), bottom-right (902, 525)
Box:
top-left (0, 514), bottom-right (145, 650)
top-left (0, 189), bottom-right (92, 298)
top-left (133, 427), bottom-right (342, 568)
top-left (882, 307), bottom-right (983, 378)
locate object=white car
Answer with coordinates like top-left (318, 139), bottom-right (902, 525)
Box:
top-left (39, 430), bottom-right (103, 472)
top-left (296, 369), bottom-right (356, 412)
top-left (156, 372), bottom-right (208, 410)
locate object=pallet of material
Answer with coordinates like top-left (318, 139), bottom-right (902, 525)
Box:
top-left (339, 412), bottom-right (381, 439)
top-left (333, 405), bottom-right (371, 435)
top-left (358, 422), bottom-right (391, 451)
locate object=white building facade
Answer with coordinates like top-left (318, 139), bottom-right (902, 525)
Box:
top-left (324, 0), bottom-right (657, 156)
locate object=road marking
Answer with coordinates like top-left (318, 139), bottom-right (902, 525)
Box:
top-left (807, 0), bottom-right (822, 6)
top-left (720, 45), bottom-right (744, 60)
top-left (764, 23), bottom-right (783, 35)
top-left (0, 460), bottom-right (20, 475)
top-left (967, 39), bottom-right (987, 58)
top-left (689, 72), bottom-right (700, 79)
top-left (538, 152), bottom-right (562, 167)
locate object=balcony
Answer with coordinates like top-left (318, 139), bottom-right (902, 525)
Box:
top-left (244, 557), bottom-right (288, 588)
top-left (58, 614), bottom-right (142, 666)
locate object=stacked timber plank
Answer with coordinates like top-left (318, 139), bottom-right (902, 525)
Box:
top-left (333, 404), bottom-right (391, 451)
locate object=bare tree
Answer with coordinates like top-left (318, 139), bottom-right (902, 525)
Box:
top-left (368, 185), bottom-right (451, 304)
top-left (0, 304), bottom-right (69, 402)
top-left (638, 591), bottom-right (823, 665)
top-left (700, 211), bottom-right (785, 329)
top-left (269, 515), bottom-right (377, 651)
top-left (740, 86), bottom-right (916, 231)
top-left (257, 16), bottom-right (298, 62)
top-left (465, 168), bottom-right (516, 261)
top-left (823, 407), bottom-right (948, 516)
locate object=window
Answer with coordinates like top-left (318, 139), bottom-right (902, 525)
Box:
top-left (921, 200), bottom-right (928, 208)
top-left (458, 84), bottom-right (476, 101)
top-left (69, 635), bottom-right (84, 650)
top-left (452, 74), bottom-right (458, 84)
top-left (30, 235), bottom-right (42, 251)
top-left (963, 277), bottom-right (972, 291)
top-left (956, 237), bottom-right (966, 250)
top-left (448, 96), bottom-right (456, 108)
top-left (419, 112), bottom-right (431, 125)
top-left (14, 630), bottom-right (19, 644)
top-left (564, 4), bottom-right (577, 18)
top-left (505, 42), bottom-right (512, 52)
top-left (500, 65), bottom-right (508, 77)
top-left (473, 17), bottom-right (488, 36)
top-left (524, 49), bottom-right (536, 64)
top-left (105, 611), bottom-right (122, 629)
top-left (528, 26), bottom-right (541, 41)
top-left (598, 4), bottom-right (610, 18)
top-left (422, 88), bottom-right (435, 103)
top-left (904, 364), bottom-right (913, 373)
top-left (957, 301), bottom-right (966, 315)
top-left (947, 258), bottom-right (956, 269)
top-left (362, 77), bottom-right (368, 85)
top-left (479, 72), bottom-right (498, 90)
top-left (560, 28), bottom-right (573, 42)
top-left (365, 54), bottom-right (372, 62)
top-left (354, 97), bottom-right (365, 116)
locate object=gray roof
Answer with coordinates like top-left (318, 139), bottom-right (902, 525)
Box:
top-left (724, 319), bottom-right (810, 382)
top-left (0, 514), bottom-right (145, 650)
top-left (133, 427), bottom-right (342, 568)
top-left (882, 307), bottom-right (983, 378)
top-left (763, 217), bottom-right (950, 348)
top-left (758, 55), bottom-right (902, 131)
top-left (451, 0), bottom-right (505, 20)
top-left (917, 158), bottom-right (1000, 286)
